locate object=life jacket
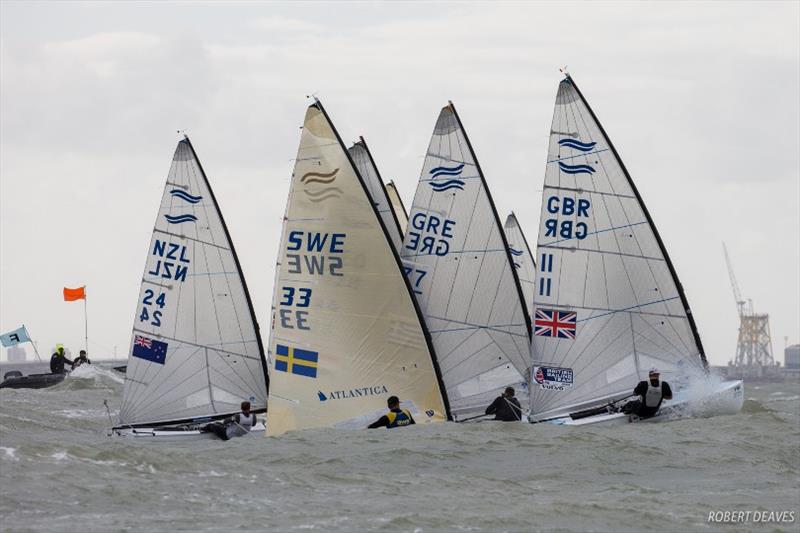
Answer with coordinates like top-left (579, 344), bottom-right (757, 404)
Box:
top-left (226, 413), bottom-right (256, 439)
top-left (386, 408), bottom-right (412, 428)
top-left (644, 381), bottom-right (663, 408)
top-left (235, 413), bottom-right (255, 430)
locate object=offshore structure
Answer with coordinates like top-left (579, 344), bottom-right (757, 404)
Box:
top-left (723, 243), bottom-right (774, 367)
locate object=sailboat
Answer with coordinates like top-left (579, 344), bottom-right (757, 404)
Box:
top-left (399, 102), bottom-right (532, 421)
top-left (385, 181), bottom-right (409, 235)
top-left (266, 100), bottom-right (449, 436)
top-left (348, 137), bottom-right (405, 252)
top-left (113, 136), bottom-right (269, 439)
top-left (504, 212), bottom-right (536, 318)
top-left (528, 75), bottom-right (743, 426)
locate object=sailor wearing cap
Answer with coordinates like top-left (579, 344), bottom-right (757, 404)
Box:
top-left (629, 368), bottom-right (674, 418)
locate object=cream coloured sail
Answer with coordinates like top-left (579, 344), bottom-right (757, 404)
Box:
top-left (529, 75), bottom-right (708, 421)
top-left (399, 103), bottom-right (532, 420)
top-left (348, 137), bottom-right (404, 252)
top-left (504, 212), bottom-right (536, 318)
top-left (385, 181), bottom-right (409, 235)
top-left (118, 137), bottom-right (268, 428)
top-left (267, 101), bottom-right (448, 436)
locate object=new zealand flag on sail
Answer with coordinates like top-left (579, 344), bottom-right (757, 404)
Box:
top-left (132, 335), bottom-right (168, 365)
top-left (534, 308), bottom-right (577, 339)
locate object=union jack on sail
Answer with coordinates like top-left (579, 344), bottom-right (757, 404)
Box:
top-left (534, 308), bottom-right (577, 339)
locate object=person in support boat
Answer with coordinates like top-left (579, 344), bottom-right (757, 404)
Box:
top-left (203, 401), bottom-right (257, 440)
top-left (626, 368), bottom-right (673, 418)
top-left (49, 345), bottom-right (73, 374)
top-left (485, 386), bottom-right (522, 421)
top-left (368, 396), bottom-right (415, 429)
top-left (72, 350), bottom-right (91, 369)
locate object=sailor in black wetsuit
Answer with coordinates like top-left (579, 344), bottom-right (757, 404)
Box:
top-left (368, 396), bottom-right (415, 429)
top-left (485, 387), bottom-right (522, 421)
top-left (50, 345), bottom-right (73, 374)
top-left (627, 368), bottom-right (673, 418)
top-left (72, 350), bottom-right (91, 369)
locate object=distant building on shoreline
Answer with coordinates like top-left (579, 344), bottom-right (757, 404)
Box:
top-left (7, 345), bottom-right (26, 363)
top-left (786, 344), bottom-right (800, 370)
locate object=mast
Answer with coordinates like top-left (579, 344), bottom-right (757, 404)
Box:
top-left (448, 102), bottom-right (533, 340)
top-left (312, 100), bottom-right (452, 420)
top-left (183, 136), bottom-right (271, 392)
top-left (386, 181), bottom-right (408, 222)
top-left (356, 136), bottom-right (406, 243)
top-left (564, 76), bottom-right (707, 368)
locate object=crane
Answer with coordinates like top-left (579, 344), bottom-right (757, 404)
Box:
top-left (722, 242), bottom-right (774, 367)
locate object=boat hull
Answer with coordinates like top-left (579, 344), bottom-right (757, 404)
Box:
top-left (545, 379), bottom-right (744, 427)
top-left (113, 422), bottom-right (266, 441)
top-left (0, 372), bottom-right (66, 390)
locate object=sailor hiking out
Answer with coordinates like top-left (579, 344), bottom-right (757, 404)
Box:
top-left (624, 368), bottom-right (673, 418)
top-left (202, 401), bottom-right (258, 440)
top-left (485, 387), bottom-right (522, 421)
top-left (368, 396), bottom-right (416, 429)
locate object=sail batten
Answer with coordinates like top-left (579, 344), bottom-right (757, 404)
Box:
top-left (400, 103), bottom-right (532, 419)
top-left (266, 101), bottom-right (448, 435)
top-left (118, 137), bottom-right (268, 428)
top-left (529, 75), bottom-right (706, 421)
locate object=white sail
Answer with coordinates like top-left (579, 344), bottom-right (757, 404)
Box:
top-left (385, 181), bottom-right (409, 235)
top-left (504, 212), bottom-right (536, 319)
top-left (529, 75), bottom-right (708, 421)
top-left (267, 101), bottom-right (448, 436)
top-left (399, 103), bottom-right (532, 419)
top-left (348, 138), bottom-right (404, 252)
top-left (118, 137), bottom-right (268, 427)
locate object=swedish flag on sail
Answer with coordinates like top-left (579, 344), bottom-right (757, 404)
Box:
top-left (275, 344), bottom-right (319, 378)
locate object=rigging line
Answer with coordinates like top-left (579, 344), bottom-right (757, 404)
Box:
top-left (429, 325), bottom-right (529, 338)
top-left (543, 184), bottom-right (637, 200)
top-left (632, 313), bottom-right (693, 359)
top-left (538, 244), bottom-right (666, 263)
top-left (124, 150), bottom-right (190, 416)
top-left (207, 362), bottom-right (263, 400)
top-left (188, 159), bottom-right (257, 393)
top-left (125, 344), bottom-right (204, 416)
top-left (571, 97), bottom-right (688, 353)
top-left (570, 76), bottom-right (708, 367)
top-left (437, 327), bottom-right (482, 363)
top-left (442, 123), bottom-right (498, 337)
top-left (426, 313), bottom-right (529, 333)
top-left (547, 148), bottom-right (610, 163)
top-left (537, 302), bottom-right (688, 320)
top-left (485, 326), bottom-right (529, 374)
top-left (152, 229), bottom-right (231, 251)
top-left (130, 330), bottom-right (260, 360)
top-left (540, 220), bottom-right (650, 247)
top-left (484, 266), bottom-right (530, 370)
top-left (535, 327), bottom-right (633, 412)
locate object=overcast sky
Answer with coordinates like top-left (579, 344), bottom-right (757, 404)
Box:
top-left (1, 1), bottom-right (798, 366)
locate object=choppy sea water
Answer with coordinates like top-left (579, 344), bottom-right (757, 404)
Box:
top-left (0, 367), bottom-right (798, 532)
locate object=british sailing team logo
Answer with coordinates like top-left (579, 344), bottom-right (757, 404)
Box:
top-left (301, 168), bottom-right (342, 203)
top-left (427, 163), bottom-right (465, 192)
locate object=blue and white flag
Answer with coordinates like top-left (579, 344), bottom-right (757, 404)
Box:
top-left (0, 326), bottom-right (31, 347)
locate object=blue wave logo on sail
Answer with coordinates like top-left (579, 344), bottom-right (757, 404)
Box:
top-left (170, 189), bottom-right (203, 204)
top-left (427, 178), bottom-right (465, 192)
top-left (164, 214), bottom-right (198, 224)
top-left (513, 261), bottom-right (521, 269)
top-left (508, 246), bottom-right (524, 256)
top-left (558, 138), bottom-right (596, 152)
top-left (429, 163), bottom-right (465, 179)
top-left (558, 162), bottom-right (596, 175)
